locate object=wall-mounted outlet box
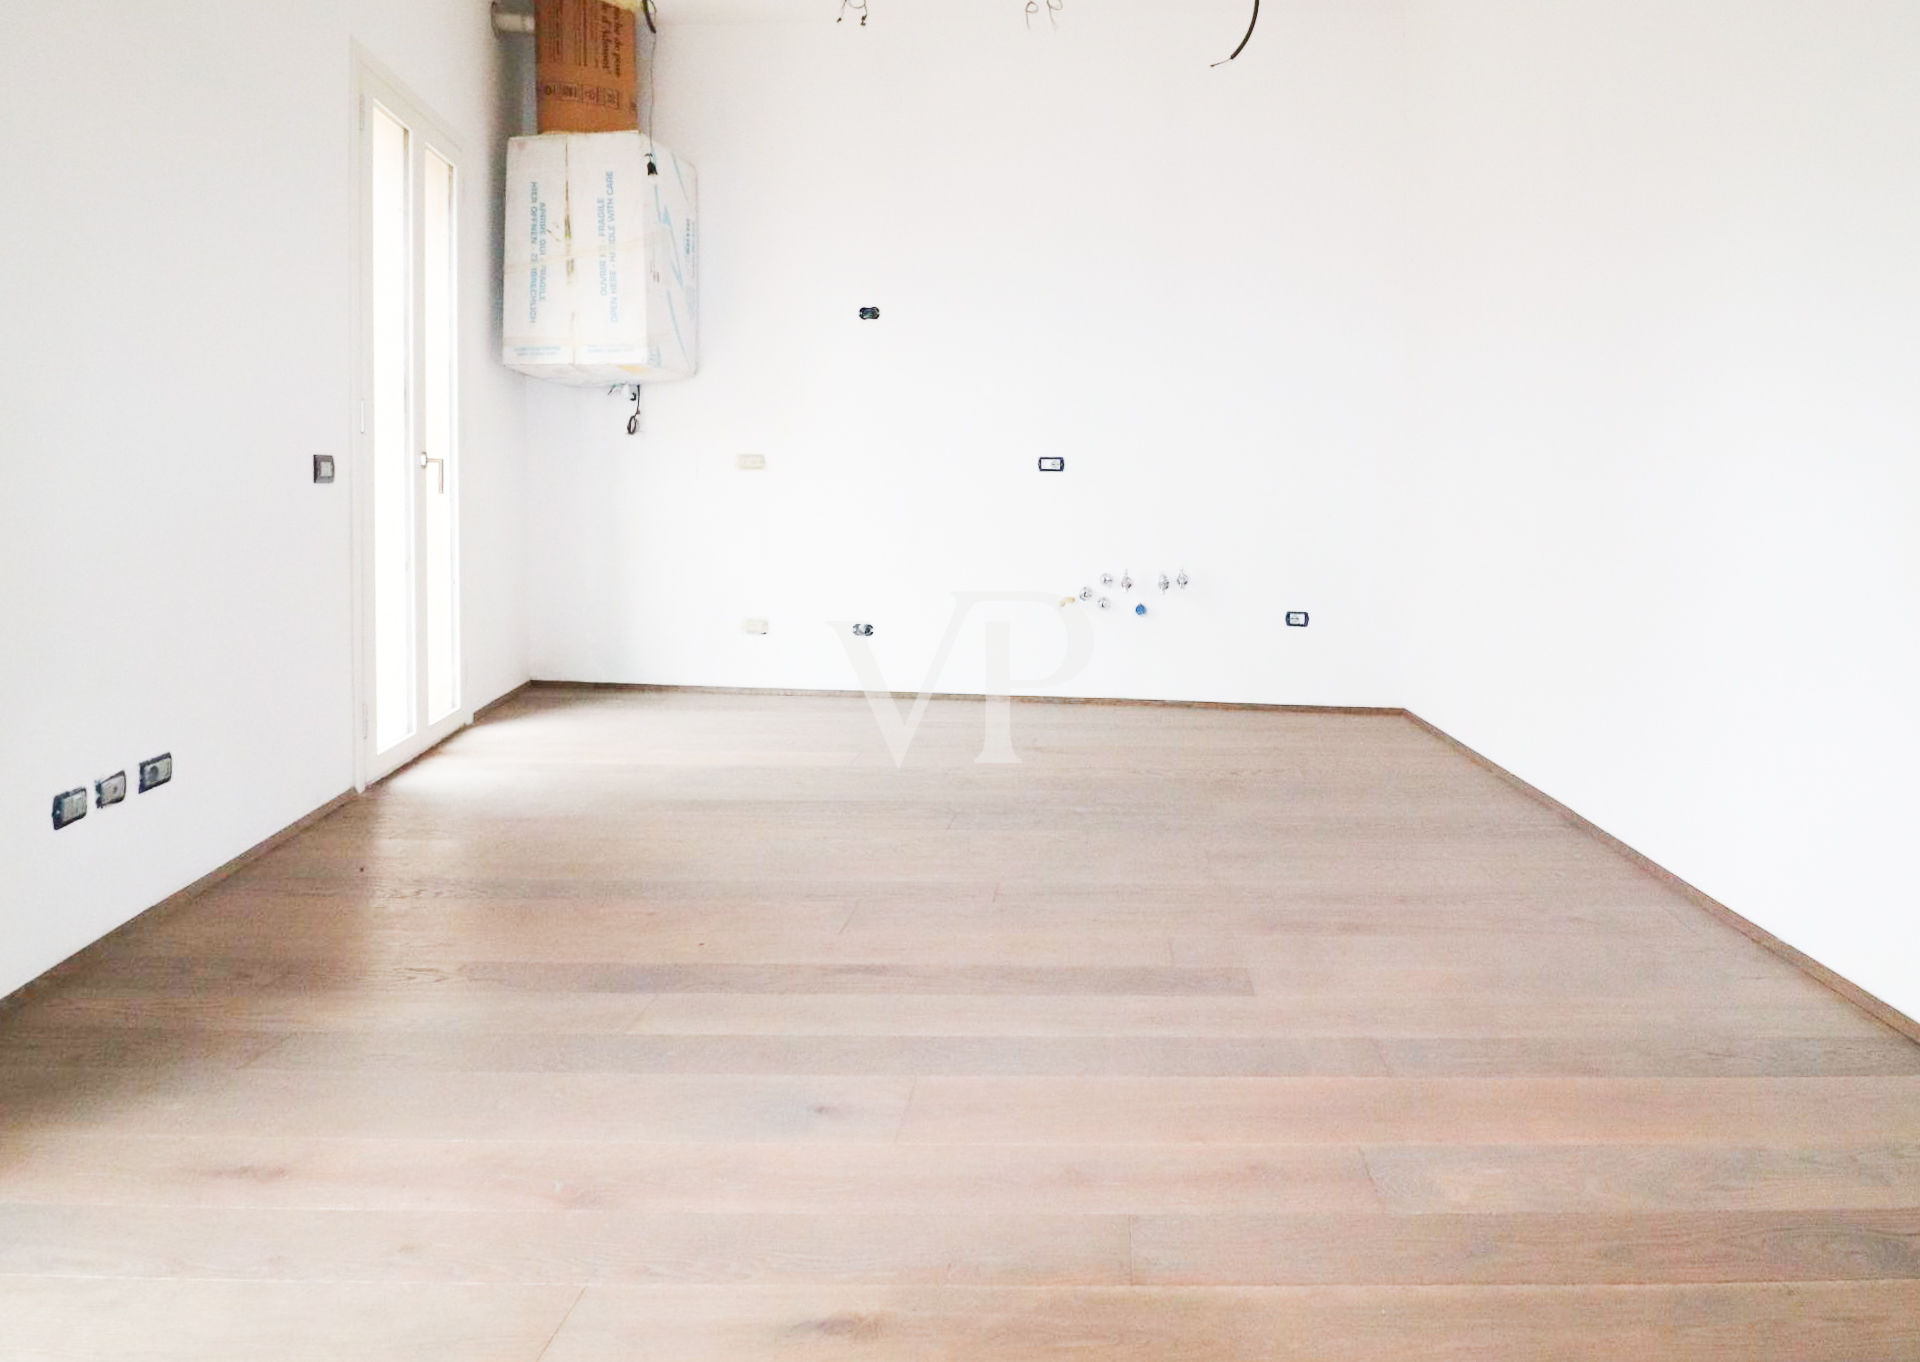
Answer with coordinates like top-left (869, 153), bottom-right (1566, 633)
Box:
top-left (851, 623), bottom-right (874, 637)
top-left (1286, 611), bottom-right (1310, 627)
top-left (138, 753), bottom-right (173, 792)
top-left (736, 453), bottom-right (767, 471)
top-left (52, 788), bottom-right (88, 830)
top-left (95, 771), bottom-right (127, 808)
top-left (1037, 457), bottom-right (1066, 472)
top-left (312, 454), bottom-right (336, 484)
top-left (742, 618), bottom-right (769, 635)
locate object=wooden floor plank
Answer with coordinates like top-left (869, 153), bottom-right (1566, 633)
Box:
top-left (535, 1282), bottom-right (1920, 1362)
top-left (0, 1206), bottom-right (1133, 1286)
top-left (0, 1137), bottom-right (1382, 1214)
top-left (1130, 1209), bottom-right (1920, 1284)
top-left (632, 993), bottom-right (1887, 1038)
top-left (897, 1076), bottom-right (1920, 1145)
top-left (1364, 1143), bottom-right (1920, 1213)
top-left (0, 1280), bottom-right (576, 1362)
top-left (0, 1069), bottom-right (914, 1142)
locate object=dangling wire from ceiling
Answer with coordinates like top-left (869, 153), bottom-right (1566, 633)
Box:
top-left (640, 0), bottom-right (659, 171)
top-left (1212, 0), bottom-right (1259, 65)
top-left (1024, 0), bottom-right (1062, 30)
top-left (837, 0), bottom-right (869, 26)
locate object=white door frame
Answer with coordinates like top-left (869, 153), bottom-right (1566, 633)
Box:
top-left (348, 48), bottom-right (469, 790)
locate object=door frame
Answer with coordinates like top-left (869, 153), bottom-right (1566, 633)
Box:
top-left (348, 48), bottom-right (469, 790)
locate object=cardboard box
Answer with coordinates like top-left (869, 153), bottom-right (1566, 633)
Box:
top-left (535, 0), bottom-right (639, 134)
top-left (502, 132), bottom-right (698, 385)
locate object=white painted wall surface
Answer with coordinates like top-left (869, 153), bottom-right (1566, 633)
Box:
top-left (0, 0), bottom-right (528, 1000)
top-left (1400, 1), bottom-right (1920, 1018)
top-left (524, 0), bottom-right (1412, 705)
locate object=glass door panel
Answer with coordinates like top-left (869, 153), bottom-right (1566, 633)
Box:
top-left (422, 149), bottom-right (458, 725)
top-left (369, 103), bottom-right (415, 756)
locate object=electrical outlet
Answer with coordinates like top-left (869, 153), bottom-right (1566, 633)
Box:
top-left (741, 619), bottom-right (769, 635)
top-left (1037, 456), bottom-right (1065, 472)
top-left (851, 623), bottom-right (874, 637)
top-left (1286, 611), bottom-right (1310, 627)
top-left (95, 771), bottom-right (127, 808)
top-left (312, 454), bottom-right (336, 484)
top-left (137, 753), bottom-right (173, 792)
top-left (52, 788), bottom-right (88, 830)
top-left (858, 306), bottom-right (881, 320)
top-left (736, 453), bottom-right (767, 470)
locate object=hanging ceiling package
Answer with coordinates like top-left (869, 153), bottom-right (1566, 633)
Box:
top-left (502, 132), bottom-right (699, 385)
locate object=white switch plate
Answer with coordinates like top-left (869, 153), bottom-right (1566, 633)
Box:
top-left (741, 618), bottom-right (769, 635)
top-left (736, 453), bottom-right (767, 470)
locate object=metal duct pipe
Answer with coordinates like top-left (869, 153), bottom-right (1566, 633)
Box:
top-left (492, 5), bottom-right (536, 34)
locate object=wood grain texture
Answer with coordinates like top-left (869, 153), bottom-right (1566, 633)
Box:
top-left (1, 687), bottom-right (1917, 1360)
top-left (533, 1283), bottom-right (1920, 1362)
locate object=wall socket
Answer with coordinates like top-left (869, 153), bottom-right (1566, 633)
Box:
top-left (1286, 611), bottom-right (1310, 627)
top-left (52, 788), bottom-right (88, 830)
top-left (741, 618), bottom-right (769, 635)
top-left (736, 453), bottom-right (767, 470)
top-left (138, 753), bottom-right (173, 792)
top-left (95, 771), bottom-right (127, 808)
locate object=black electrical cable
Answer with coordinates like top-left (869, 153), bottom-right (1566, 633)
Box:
top-left (641, 0), bottom-right (659, 172)
top-left (627, 385), bottom-right (643, 435)
top-left (1212, 0), bottom-right (1259, 65)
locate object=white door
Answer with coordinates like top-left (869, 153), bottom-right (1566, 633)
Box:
top-left (353, 59), bottom-right (464, 786)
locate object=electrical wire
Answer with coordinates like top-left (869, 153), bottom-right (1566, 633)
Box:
top-left (1024, 0), bottom-right (1062, 29)
top-left (837, 0), bottom-right (869, 26)
top-left (1212, 0), bottom-right (1259, 65)
top-left (641, 0), bottom-right (660, 171)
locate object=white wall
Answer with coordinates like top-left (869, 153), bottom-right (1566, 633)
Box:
top-left (523, 0), bottom-right (1412, 705)
top-left (0, 0), bottom-right (528, 1001)
top-left (1400, 1), bottom-right (1920, 1018)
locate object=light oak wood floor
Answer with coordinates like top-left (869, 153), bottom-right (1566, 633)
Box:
top-left (4, 687), bottom-right (1919, 1360)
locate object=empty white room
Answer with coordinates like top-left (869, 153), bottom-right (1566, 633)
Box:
top-left (3, 0), bottom-right (1919, 1356)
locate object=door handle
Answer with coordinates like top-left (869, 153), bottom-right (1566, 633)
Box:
top-left (418, 453), bottom-right (446, 493)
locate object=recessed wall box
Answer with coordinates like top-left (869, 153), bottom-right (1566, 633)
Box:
top-left (95, 772), bottom-right (127, 808)
top-left (52, 788), bottom-right (87, 830)
top-left (138, 753), bottom-right (173, 792)
top-left (1038, 457), bottom-right (1065, 472)
top-left (1286, 611), bottom-right (1309, 627)
top-left (312, 454), bottom-right (335, 484)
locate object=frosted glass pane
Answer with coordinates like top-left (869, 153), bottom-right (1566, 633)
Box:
top-left (423, 149), bottom-right (458, 724)
top-left (371, 104), bottom-right (414, 754)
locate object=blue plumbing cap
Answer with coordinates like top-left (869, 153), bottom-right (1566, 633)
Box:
top-left (1134, 603), bottom-right (1147, 616)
